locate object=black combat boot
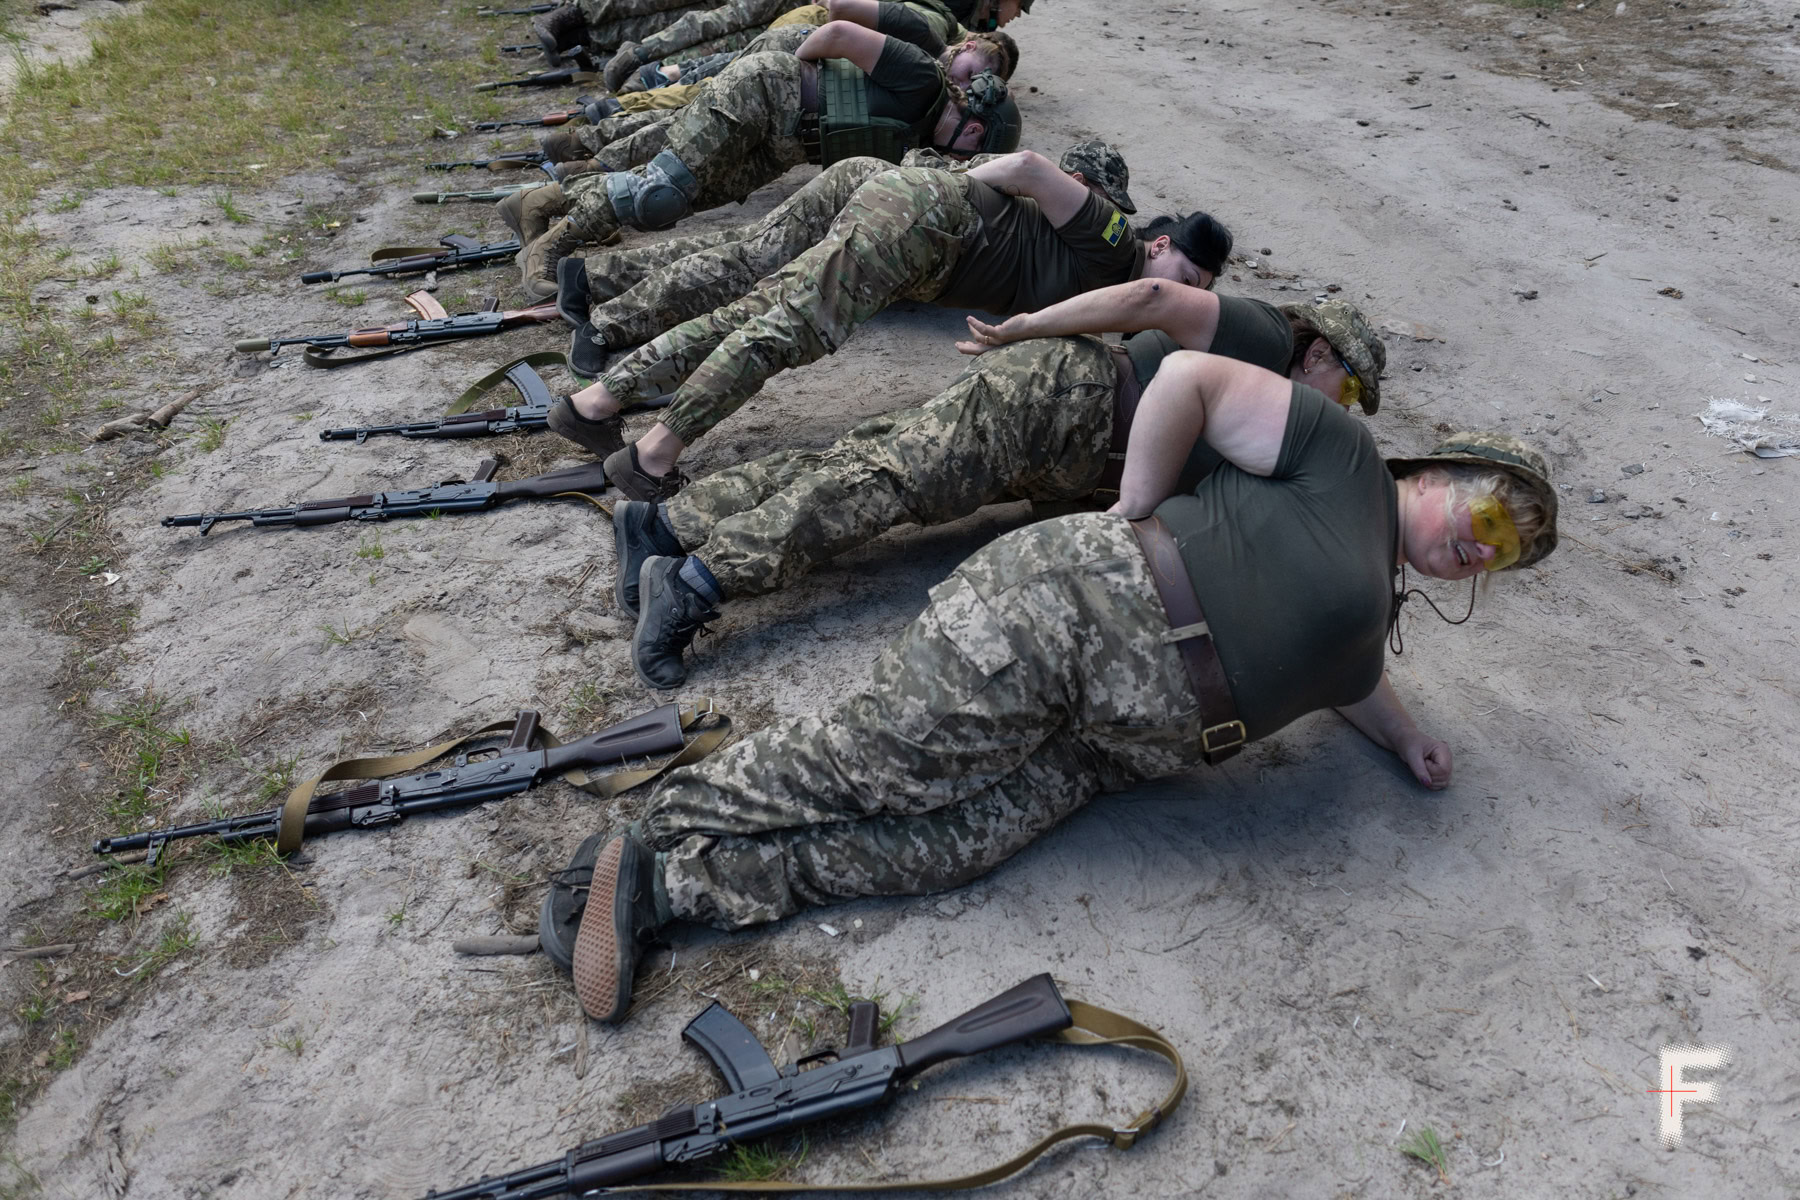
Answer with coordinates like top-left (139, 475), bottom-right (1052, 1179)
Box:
top-left (632, 556), bottom-right (719, 690)
top-left (612, 500), bottom-right (685, 618)
top-left (566, 830), bottom-right (667, 1022)
top-left (533, 4), bottom-right (589, 67)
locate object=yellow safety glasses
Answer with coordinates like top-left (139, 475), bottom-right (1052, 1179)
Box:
top-left (1466, 494), bottom-right (1521, 571)
top-left (1336, 353), bottom-right (1362, 411)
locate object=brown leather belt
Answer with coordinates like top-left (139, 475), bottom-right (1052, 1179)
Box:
top-left (1127, 516), bottom-right (1246, 765)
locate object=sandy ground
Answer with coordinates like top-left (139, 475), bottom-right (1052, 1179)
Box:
top-left (3, 0), bottom-right (1799, 1196)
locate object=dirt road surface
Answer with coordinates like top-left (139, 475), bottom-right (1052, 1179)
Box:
top-left (4, 0), bottom-right (1797, 1196)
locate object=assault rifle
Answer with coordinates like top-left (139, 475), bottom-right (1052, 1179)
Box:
top-left (475, 65), bottom-right (597, 92)
top-left (422, 975), bottom-right (1097, 1199)
top-left (412, 182), bottom-right (548, 204)
top-left (234, 301), bottom-right (560, 362)
top-left (320, 358), bottom-right (556, 444)
top-left (426, 150), bottom-right (549, 172)
top-left (300, 235), bottom-right (521, 285)
top-left (93, 705), bottom-right (691, 867)
top-left (161, 456), bottom-right (608, 535)
top-left (476, 4), bottom-right (557, 14)
top-left (474, 107), bottom-right (588, 131)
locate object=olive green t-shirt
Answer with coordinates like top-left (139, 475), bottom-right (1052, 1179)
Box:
top-left (876, 1), bottom-right (950, 56)
top-left (1154, 384), bottom-right (1397, 740)
top-left (1123, 296), bottom-right (1296, 489)
top-left (864, 36), bottom-right (946, 121)
top-left (936, 184), bottom-right (1145, 315)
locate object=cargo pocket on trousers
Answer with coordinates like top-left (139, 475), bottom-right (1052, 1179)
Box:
top-left (890, 573), bottom-right (1020, 743)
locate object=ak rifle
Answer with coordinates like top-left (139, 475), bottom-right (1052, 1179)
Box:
top-left (474, 65), bottom-right (596, 92)
top-left (300, 235), bottom-right (520, 285)
top-left (419, 974), bottom-right (1187, 1199)
top-left (412, 182), bottom-right (549, 204)
top-left (474, 107), bottom-right (586, 131)
top-left (426, 150), bottom-right (549, 172)
top-left (161, 456), bottom-right (608, 535)
top-left (476, 4), bottom-right (557, 15)
top-left (94, 706), bottom-right (697, 866)
top-left (320, 358), bottom-right (556, 444)
top-left (234, 301), bottom-right (560, 362)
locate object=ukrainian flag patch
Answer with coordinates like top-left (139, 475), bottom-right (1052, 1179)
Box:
top-left (1102, 209), bottom-right (1127, 246)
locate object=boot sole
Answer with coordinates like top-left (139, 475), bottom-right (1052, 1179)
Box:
top-left (570, 834), bottom-right (637, 1022)
top-left (539, 830), bottom-right (607, 974)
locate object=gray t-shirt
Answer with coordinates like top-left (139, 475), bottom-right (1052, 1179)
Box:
top-left (1153, 384), bottom-right (1397, 740)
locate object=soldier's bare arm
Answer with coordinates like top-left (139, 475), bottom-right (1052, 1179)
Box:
top-left (825, 0), bottom-right (884, 29)
top-left (795, 20), bottom-right (888, 70)
top-left (1110, 353), bottom-right (1291, 516)
top-left (958, 279), bottom-right (1223, 355)
top-left (1335, 675), bottom-right (1453, 789)
top-left (965, 149), bottom-right (1091, 226)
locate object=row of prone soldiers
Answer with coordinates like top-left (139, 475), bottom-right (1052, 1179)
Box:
top-left (445, 0), bottom-right (1560, 1027)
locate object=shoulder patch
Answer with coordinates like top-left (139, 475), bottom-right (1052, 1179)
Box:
top-left (1102, 209), bottom-right (1127, 246)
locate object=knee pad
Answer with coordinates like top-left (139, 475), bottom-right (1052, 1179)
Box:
top-left (607, 150), bottom-right (700, 232)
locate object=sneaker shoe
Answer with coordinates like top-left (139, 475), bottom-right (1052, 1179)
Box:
top-left (545, 395), bottom-right (625, 457)
top-left (632, 555), bottom-right (718, 690)
top-left (569, 831), bottom-right (663, 1022)
top-left (612, 500), bottom-right (684, 618)
top-left (539, 830), bottom-right (606, 973)
top-left (569, 320), bottom-right (609, 377)
top-left (556, 255), bottom-right (592, 327)
top-left (603, 444), bottom-right (686, 503)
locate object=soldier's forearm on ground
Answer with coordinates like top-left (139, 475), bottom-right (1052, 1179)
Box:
top-left (1334, 675), bottom-right (1417, 754)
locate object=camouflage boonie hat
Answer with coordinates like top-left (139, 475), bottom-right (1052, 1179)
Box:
top-left (1059, 139), bottom-right (1135, 214)
top-left (1280, 299), bottom-right (1385, 414)
top-left (1386, 432), bottom-right (1560, 569)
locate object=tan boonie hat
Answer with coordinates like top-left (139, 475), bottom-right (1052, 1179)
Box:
top-left (1059, 139), bottom-right (1135, 214)
top-left (1386, 432), bottom-right (1560, 568)
top-left (1280, 299), bottom-right (1386, 415)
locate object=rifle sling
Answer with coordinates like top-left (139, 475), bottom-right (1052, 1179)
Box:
top-left (602, 998), bottom-right (1186, 1194)
top-left (299, 293), bottom-right (453, 369)
top-left (275, 706), bottom-right (731, 854)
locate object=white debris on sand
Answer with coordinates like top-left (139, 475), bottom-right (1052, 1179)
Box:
top-left (1696, 396), bottom-right (1800, 458)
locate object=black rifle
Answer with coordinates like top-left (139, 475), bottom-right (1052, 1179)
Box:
top-left (234, 301), bottom-right (560, 360)
top-left (412, 182), bottom-right (548, 204)
top-left (477, 4), bottom-right (557, 14)
top-left (300, 235), bottom-right (521, 285)
top-left (93, 707), bottom-right (687, 867)
top-left (320, 359), bottom-right (555, 445)
top-left (420, 975), bottom-right (1076, 1199)
top-left (426, 150), bottom-right (549, 172)
top-left (475, 66), bottom-right (597, 92)
top-left (474, 107), bottom-right (586, 131)
top-left (161, 456), bottom-right (607, 535)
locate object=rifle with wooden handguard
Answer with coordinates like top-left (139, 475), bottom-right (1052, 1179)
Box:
top-left (476, 3), bottom-right (557, 15)
top-left (300, 235), bottom-right (521, 285)
top-left (426, 150), bottom-right (550, 171)
top-left (234, 301), bottom-right (559, 360)
top-left (474, 65), bottom-right (597, 92)
top-left (412, 182), bottom-right (549, 205)
top-left (93, 706), bottom-right (689, 867)
top-left (420, 975), bottom-right (1088, 1199)
top-left (160, 456), bottom-right (607, 535)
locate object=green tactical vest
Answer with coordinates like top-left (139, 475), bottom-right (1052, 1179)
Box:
top-left (815, 57), bottom-right (950, 167)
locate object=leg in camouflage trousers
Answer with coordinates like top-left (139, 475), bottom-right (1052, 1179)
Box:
top-left (630, 0), bottom-right (793, 66)
top-left (664, 337), bottom-right (1119, 597)
top-left (563, 51), bottom-right (810, 242)
top-left (582, 2), bottom-right (718, 51)
top-left (599, 167), bottom-right (981, 443)
top-left (586, 155), bottom-right (894, 354)
top-left (642, 513), bottom-right (1213, 929)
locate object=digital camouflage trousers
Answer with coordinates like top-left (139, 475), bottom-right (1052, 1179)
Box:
top-left (643, 512), bottom-right (1214, 929)
top-left (632, 0), bottom-right (793, 65)
top-left (564, 50), bottom-right (811, 239)
top-left (578, 0), bottom-right (716, 51)
top-left (665, 337), bottom-right (1120, 597)
top-left (584, 155), bottom-right (894, 353)
top-left (599, 167), bottom-right (981, 445)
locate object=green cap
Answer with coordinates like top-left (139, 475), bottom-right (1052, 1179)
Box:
top-left (1280, 299), bottom-right (1386, 414)
top-left (1386, 432), bottom-right (1560, 568)
top-left (1058, 139), bottom-right (1134, 214)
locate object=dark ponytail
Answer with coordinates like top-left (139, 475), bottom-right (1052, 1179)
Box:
top-left (1134, 211), bottom-right (1232, 280)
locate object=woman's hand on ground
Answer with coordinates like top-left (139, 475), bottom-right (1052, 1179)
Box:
top-left (956, 314), bottom-right (1024, 355)
top-left (1394, 728), bottom-right (1453, 789)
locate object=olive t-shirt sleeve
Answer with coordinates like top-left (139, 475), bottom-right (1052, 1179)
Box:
top-left (867, 36), bottom-right (944, 120)
top-left (874, 2), bottom-right (946, 56)
top-left (1209, 297), bottom-right (1294, 375)
top-left (1053, 190), bottom-right (1144, 289)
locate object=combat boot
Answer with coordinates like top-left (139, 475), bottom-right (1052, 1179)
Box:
top-left (611, 500), bottom-right (685, 618)
top-left (632, 556), bottom-right (720, 690)
top-left (556, 256), bottom-right (592, 327)
top-left (533, 4), bottom-right (589, 67)
top-left (496, 180), bottom-right (566, 245)
top-left (550, 159), bottom-right (607, 183)
top-left (519, 216), bottom-right (591, 301)
top-left (560, 829), bottom-right (669, 1022)
top-left (537, 125), bottom-right (591, 163)
top-left (603, 41), bottom-right (649, 94)
top-left (568, 320), bottom-right (609, 377)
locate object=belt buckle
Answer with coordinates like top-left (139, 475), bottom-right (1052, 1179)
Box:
top-left (1201, 720), bottom-right (1246, 756)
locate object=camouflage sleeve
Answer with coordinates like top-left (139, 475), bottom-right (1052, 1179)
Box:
top-left (635, 0), bottom-right (795, 61)
top-left (899, 147), bottom-right (1004, 172)
top-left (578, 0), bottom-right (702, 22)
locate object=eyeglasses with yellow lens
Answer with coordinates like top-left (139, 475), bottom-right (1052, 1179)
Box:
top-left (1336, 353), bottom-right (1361, 411)
top-left (1466, 494), bottom-right (1521, 571)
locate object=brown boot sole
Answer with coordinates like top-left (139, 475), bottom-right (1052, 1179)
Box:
top-left (571, 835), bottom-right (632, 1022)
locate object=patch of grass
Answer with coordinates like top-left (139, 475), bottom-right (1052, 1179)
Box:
top-left (1399, 1123), bottom-right (1451, 1185)
top-left (207, 838), bottom-right (284, 877)
top-left (0, 1150), bottom-right (40, 1197)
top-left (88, 864), bottom-right (166, 922)
top-left (214, 192), bottom-right (251, 225)
top-left (145, 237), bottom-right (209, 273)
top-left (254, 755), bottom-right (300, 804)
top-left (325, 287), bottom-right (367, 308)
top-left (318, 619), bottom-right (364, 648)
top-left (355, 536), bottom-right (384, 561)
top-left (86, 251), bottom-right (123, 279)
top-left (713, 1136), bottom-right (807, 1183)
top-left (46, 1031), bottom-right (79, 1071)
top-left (16, 995), bottom-right (50, 1027)
top-left (8, 475), bottom-right (33, 499)
top-left (46, 190), bottom-right (85, 213)
top-left (77, 556), bottom-right (108, 576)
top-left (97, 692), bottom-right (192, 828)
top-left (385, 906), bottom-right (407, 929)
top-left (274, 1030), bottom-right (305, 1057)
top-left (193, 416), bottom-right (227, 452)
top-left (130, 912), bottom-right (196, 978)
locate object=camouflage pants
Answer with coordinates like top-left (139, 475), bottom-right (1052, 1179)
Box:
top-left (577, 109), bottom-right (666, 155)
top-left (601, 168), bottom-right (981, 445)
top-left (580, 2), bottom-right (717, 51)
top-left (666, 337), bottom-right (1119, 597)
top-left (645, 513), bottom-right (1214, 929)
top-left (579, 0), bottom-right (698, 22)
top-left (633, 0), bottom-right (792, 63)
top-left (564, 51), bottom-right (811, 242)
top-left (587, 156), bottom-right (892, 353)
